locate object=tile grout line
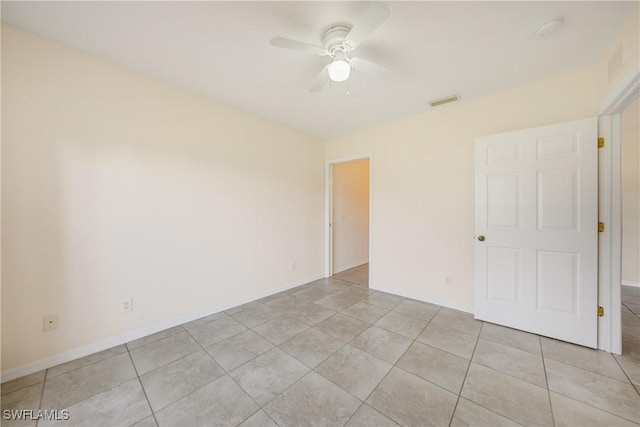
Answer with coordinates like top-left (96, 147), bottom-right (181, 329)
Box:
top-left (24, 291), bottom-right (445, 424)
top-left (186, 316), bottom-right (326, 426)
top-left (37, 351), bottom-right (139, 421)
top-left (141, 327), bottom-right (248, 423)
top-left (180, 325), bottom-right (269, 424)
top-left (611, 355), bottom-right (640, 397)
top-left (442, 325), bottom-right (528, 427)
top-left (256, 311), bottom-right (360, 417)
top-left (210, 283), bottom-right (357, 384)
top-left (35, 369), bottom-right (48, 427)
top-left (414, 332), bottom-right (477, 362)
top-left (5, 280), bottom-right (384, 427)
top-left (282, 327), bottom-right (344, 368)
top-left (447, 319), bottom-right (481, 427)
top-left (211, 360), bottom-right (273, 425)
top-left (621, 302), bottom-right (640, 318)
top-left (249, 286), bottom-right (379, 423)
top-left (39, 346), bottom-right (128, 381)
top-left (539, 336), bottom-right (557, 427)
top-left (151, 328), bottom-right (227, 418)
top-left (467, 357), bottom-right (550, 392)
top-left (470, 337), bottom-right (633, 402)
top-left (543, 353), bottom-right (637, 385)
top-left (339, 306), bottom-right (500, 424)
top-left (314, 317), bottom-right (392, 390)
top-left (349, 299), bottom-right (564, 422)
top-left (18, 280), bottom-right (632, 427)
top-left (211, 331), bottom-right (275, 373)
top-left (485, 347), bottom-right (640, 426)
top-left (476, 332), bottom-right (542, 357)
top-left (125, 343), bottom-right (161, 427)
top-left (126, 325), bottom-right (186, 352)
top-left (343, 310), bottom-right (436, 426)
top-left (313, 325), bottom-right (389, 424)
top-left (359, 308), bottom-right (448, 422)
top-left (176, 324), bottom-right (281, 426)
top-left (543, 343), bottom-right (640, 425)
top-left (364, 307), bottom-right (485, 422)
top-left (342, 402), bottom-right (367, 426)
top-left (543, 373), bottom-right (640, 424)
top-left (443, 327), bottom-right (525, 426)
top-left (127, 331), bottom-right (202, 378)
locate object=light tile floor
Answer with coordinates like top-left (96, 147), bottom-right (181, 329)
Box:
top-left (332, 264), bottom-right (369, 287)
top-left (2, 279), bottom-right (640, 427)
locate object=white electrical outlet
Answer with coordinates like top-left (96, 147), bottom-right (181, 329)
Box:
top-left (444, 276), bottom-right (452, 286)
top-left (290, 262), bottom-right (297, 271)
top-left (122, 298), bottom-right (134, 313)
top-left (43, 314), bottom-right (59, 332)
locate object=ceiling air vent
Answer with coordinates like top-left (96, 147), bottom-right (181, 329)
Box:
top-left (428, 94), bottom-right (460, 108)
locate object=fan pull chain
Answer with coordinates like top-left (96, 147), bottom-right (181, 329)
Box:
top-left (347, 79), bottom-right (351, 95)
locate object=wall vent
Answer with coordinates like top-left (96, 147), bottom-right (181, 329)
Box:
top-left (428, 94), bottom-right (460, 107)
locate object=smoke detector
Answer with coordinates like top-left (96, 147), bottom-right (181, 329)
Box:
top-left (536, 18), bottom-right (564, 38)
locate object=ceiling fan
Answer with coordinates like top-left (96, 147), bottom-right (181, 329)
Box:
top-left (269, 2), bottom-right (391, 92)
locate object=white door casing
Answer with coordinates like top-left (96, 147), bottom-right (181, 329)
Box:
top-left (325, 154), bottom-right (373, 282)
top-left (475, 117), bottom-right (598, 348)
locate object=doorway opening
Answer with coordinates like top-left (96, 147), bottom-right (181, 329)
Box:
top-left (597, 66), bottom-right (639, 354)
top-left (620, 97), bottom-right (640, 355)
top-left (326, 156), bottom-right (371, 287)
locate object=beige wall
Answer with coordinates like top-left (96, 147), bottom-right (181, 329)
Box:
top-left (1, 25), bottom-right (324, 373)
top-left (2, 11), bottom-right (634, 376)
top-left (598, 5), bottom-right (639, 104)
top-left (332, 159), bottom-right (369, 273)
top-left (621, 97), bottom-right (640, 285)
top-left (325, 64), bottom-right (602, 310)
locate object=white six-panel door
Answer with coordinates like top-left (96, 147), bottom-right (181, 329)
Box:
top-left (475, 117), bottom-right (598, 348)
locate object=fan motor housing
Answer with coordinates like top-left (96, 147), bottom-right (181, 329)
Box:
top-left (322, 24), bottom-right (352, 51)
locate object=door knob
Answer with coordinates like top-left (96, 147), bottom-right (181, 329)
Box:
top-left (478, 235), bottom-right (486, 242)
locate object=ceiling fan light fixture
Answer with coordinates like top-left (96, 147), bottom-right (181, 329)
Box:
top-left (270, 2), bottom-right (391, 91)
top-left (328, 59), bottom-right (351, 82)
top-left (327, 50), bottom-right (351, 82)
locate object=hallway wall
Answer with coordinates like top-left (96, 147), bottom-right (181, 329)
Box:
top-left (332, 159), bottom-right (370, 273)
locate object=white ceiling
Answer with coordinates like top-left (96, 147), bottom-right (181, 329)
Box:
top-left (1, 1), bottom-right (634, 140)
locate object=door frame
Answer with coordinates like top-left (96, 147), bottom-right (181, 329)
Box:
top-left (325, 153), bottom-right (373, 281)
top-left (598, 64), bottom-right (639, 354)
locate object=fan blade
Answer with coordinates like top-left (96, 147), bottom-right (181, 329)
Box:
top-left (310, 65), bottom-right (329, 92)
top-left (270, 37), bottom-right (325, 55)
top-left (344, 2), bottom-right (390, 49)
top-left (350, 57), bottom-right (390, 76)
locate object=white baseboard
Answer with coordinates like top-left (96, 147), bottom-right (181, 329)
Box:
top-left (370, 284), bottom-right (474, 315)
top-left (1, 273), bottom-right (324, 384)
top-left (333, 259), bottom-right (368, 274)
top-left (622, 280), bottom-right (640, 288)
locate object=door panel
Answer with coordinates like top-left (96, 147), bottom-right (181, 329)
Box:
top-left (537, 168), bottom-right (578, 230)
top-left (536, 250), bottom-right (578, 313)
top-left (475, 117), bottom-right (598, 348)
top-left (487, 247), bottom-right (520, 302)
top-left (488, 174), bottom-right (520, 228)
top-left (536, 133), bottom-right (578, 159)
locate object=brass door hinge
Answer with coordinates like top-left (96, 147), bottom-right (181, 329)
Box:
top-left (598, 222), bottom-right (605, 233)
top-left (598, 137), bottom-right (605, 148)
top-left (598, 306), bottom-right (604, 317)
